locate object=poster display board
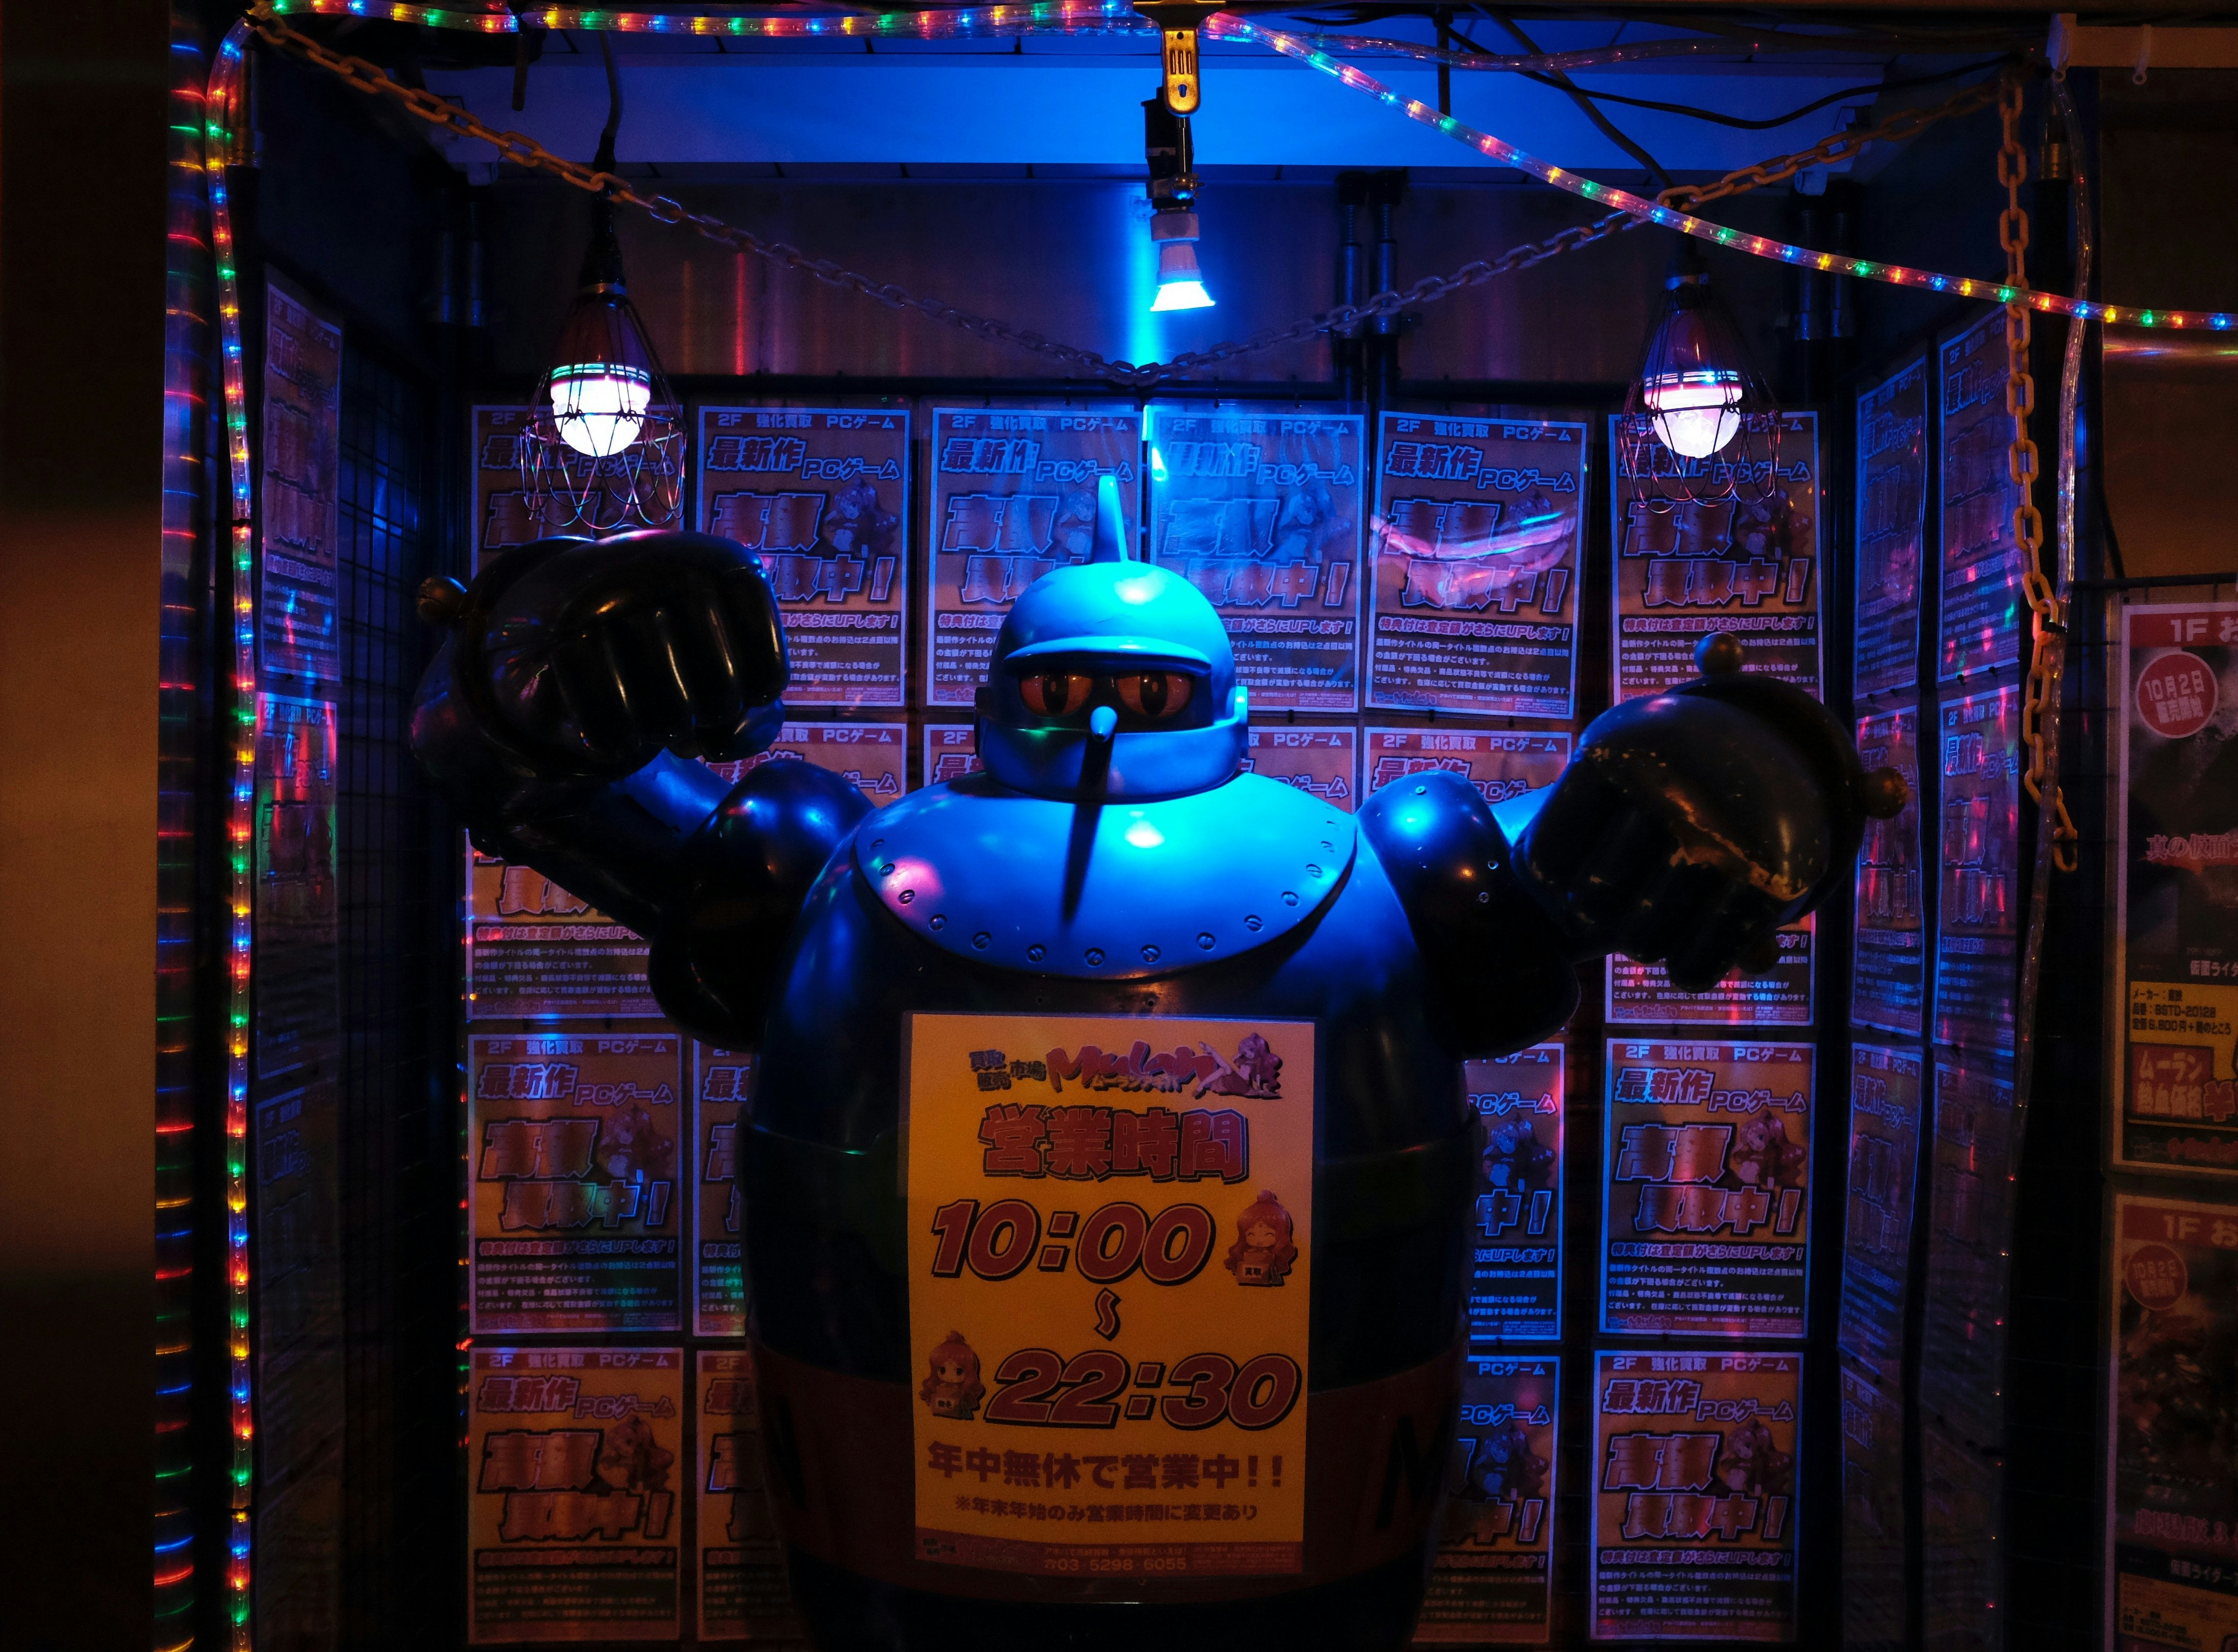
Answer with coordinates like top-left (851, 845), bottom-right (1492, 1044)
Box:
top-left (695, 406), bottom-right (910, 707)
top-left (261, 272), bottom-right (343, 691)
top-left (1937, 310), bottom-right (2026, 684)
top-left (710, 720), bottom-right (908, 806)
top-left (1600, 1040), bottom-right (1813, 1339)
top-left (1919, 1049), bottom-right (2017, 1452)
top-left (1590, 1350), bottom-right (1801, 1642)
top-left (1934, 676), bottom-right (2022, 1052)
top-left (1855, 356), bottom-right (1930, 701)
top-left (469, 1029), bottom-right (685, 1335)
top-left (2108, 1188), bottom-right (2238, 1652)
top-left (1246, 725), bottom-right (1358, 811)
top-left (1415, 1355), bottom-right (1558, 1644)
top-left (1367, 413), bottom-right (1588, 718)
top-left (1839, 1042), bottom-right (1925, 1386)
top-left (1608, 918), bottom-right (1814, 1029)
top-left (697, 1350), bottom-right (806, 1642)
top-left (926, 407), bottom-right (1140, 707)
top-left (467, 1346), bottom-right (683, 1643)
top-left (904, 1013), bottom-right (1314, 1578)
top-left (923, 723), bottom-right (982, 789)
top-left (1841, 1359), bottom-right (1907, 1652)
top-left (2116, 602), bottom-right (2238, 1175)
top-left (467, 850), bottom-right (659, 1022)
top-left (693, 1045), bottom-right (755, 1340)
top-left (1610, 411), bottom-right (1822, 703)
top-left (1855, 704), bottom-right (1927, 1038)
top-left (1465, 1044), bottom-right (1564, 1344)
top-left (1361, 727), bottom-right (1569, 807)
top-left (1145, 404), bottom-right (1362, 710)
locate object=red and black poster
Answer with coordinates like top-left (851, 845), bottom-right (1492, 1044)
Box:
top-left (1919, 1049), bottom-right (2017, 1453)
top-left (922, 723), bottom-right (982, 789)
top-left (1146, 404), bottom-right (1362, 710)
top-left (1839, 1043), bottom-right (1925, 1387)
top-left (1854, 704), bottom-right (1927, 1038)
top-left (2116, 602), bottom-right (2238, 1176)
top-left (1855, 356), bottom-right (1929, 701)
top-left (692, 1044), bottom-right (754, 1340)
top-left (1367, 413), bottom-right (1587, 719)
top-left (1610, 411), bottom-right (1822, 703)
top-left (695, 405), bottom-right (909, 707)
top-left (697, 1350), bottom-right (807, 1642)
top-left (1608, 919), bottom-right (1813, 1029)
top-left (1465, 1044), bottom-right (1563, 1344)
top-left (1416, 1355), bottom-right (1558, 1644)
top-left (1934, 676), bottom-right (2022, 1052)
top-left (926, 406), bottom-right (1140, 707)
top-left (467, 849), bottom-right (659, 1022)
top-left (1361, 727), bottom-right (1570, 808)
top-left (1590, 1351), bottom-right (1801, 1642)
top-left (261, 272), bottom-right (342, 691)
top-left (469, 1029), bottom-right (684, 1335)
top-left (1937, 309), bottom-right (2027, 684)
top-left (1599, 1040), bottom-right (1813, 1339)
top-left (1246, 724), bottom-right (1358, 811)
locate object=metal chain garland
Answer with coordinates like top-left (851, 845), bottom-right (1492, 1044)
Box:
top-left (243, 4), bottom-right (1999, 386)
top-left (1999, 69), bottom-right (2080, 872)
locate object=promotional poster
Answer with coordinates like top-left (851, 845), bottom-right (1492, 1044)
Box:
top-left (1366, 413), bottom-right (1588, 719)
top-left (469, 1030), bottom-right (685, 1335)
top-left (1590, 1351), bottom-right (1802, 1642)
top-left (1839, 1043), bottom-right (1925, 1387)
top-left (923, 723), bottom-right (983, 789)
top-left (904, 1013), bottom-right (1315, 1577)
top-left (1842, 1359), bottom-right (1907, 1652)
top-left (693, 1045), bottom-right (755, 1340)
top-left (471, 405), bottom-right (681, 567)
top-left (1246, 725), bottom-right (1359, 811)
top-left (1919, 1049), bottom-right (2017, 1453)
top-left (708, 720), bottom-right (908, 807)
top-left (1934, 676), bottom-right (2022, 1053)
top-left (1464, 1045), bottom-right (1563, 1344)
top-left (1600, 1041), bottom-right (1813, 1339)
top-left (695, 406), bottom-right (910, 707)
top-left (1360, 727), bottom-right (1571, 808)
top-left (1415, 1355), bottom-right (1558, 1644)
top-left (1608, 918), bottom-right (1814, 1029)
top-left (926, 407), bottom-right (1140, 706)
top-left (467, 849), bottom-right (660, 1022)
top-left (1854, 704), bottom-right (1927, 1038)
top-left (467, 1346), bottom-right (683, 1644)
top-left (1855, 356), bottom-right (1929, 701)
top-left (2108, 1189), bottom-right (2238, 1652)
top-left (1610, 411), bottom-right (1822, 703)
top-left (261, 273), bottom-right (343, 692)
top-left (2116, 603), bottom-right (2238, 1176)
top-left (697, 1350), bottom-right (806, 1642)
top-left (1937, 309), bottom-right (2025, 684)
top-left (1145, 405), bottom-right (1363, 711)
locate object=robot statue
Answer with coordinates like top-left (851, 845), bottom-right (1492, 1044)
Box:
top-left (414, 477), bottom-right (1899, 1652)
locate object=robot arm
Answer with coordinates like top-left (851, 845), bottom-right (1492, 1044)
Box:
top-left (1361, 635), bottom-right (1904, 1057)
top-left (410, 532), bottom-right (872, 1044)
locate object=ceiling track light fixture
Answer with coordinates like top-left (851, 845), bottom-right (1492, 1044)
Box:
top-left (519, 32), bottom-right (684, 533)
top-left (1616, 238), bottom-right (1783, 511)
top-left (1139, 1), bottom-right (1219, 314)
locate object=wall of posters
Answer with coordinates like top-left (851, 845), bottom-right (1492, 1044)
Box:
top-left (1367, 414), bottom-right (1588, 718)
top-left (469, 1029), bottom-right (685, 1335)
top-left (709, 719), bottom-right (908, 806)
top-left (1855, 704), bottom-right (1928, 1037)
top-left (1937, 309), bottom-right (2025, 685)
top-left (923, 722), bottom-right (981, 789)
top-left (695, 406), bottom-right (910, 707)
top-left (1246, 724), bottom-right (1358, 811)
top-left (2108, 1189), bottom-right (2238, 1652)
top-left (1416, 1355), bottom-right (1558, 1644)
top-left (467, 849), bottom-right (661, 1021)
top-left (1361, 726), bottom-right (1570, 808)
top-left (1934, 677), bottom-right (2022, 1053)
top-left (926, 406), bottom-right (1140, 707)
top-left (1608, 919), bottom-right (1814, 1029)
top-left (1839, 1043), bottom-right (1925, 1387)
top-left (2117, 603), bottom-right (2238, 1176)
top-left (261, 272), bottom-right (343, 690)
top-left (1919, 1049), bottom-right (2016, 1452)
top-left (1590, 1350), bottom-right (1801, 1642)
top-left (1465, 1044), bottom-right (1564, 1344)
top-left (693, 1045), bottom-right (754, 1340)
top-left (1611, 411), bottom-right (1822, 704)
top-left (1600, 1040), bottom-right (1813, 1339)
top-left (1856, 356), bottom-right (1930, 701)
top-left (1842, 1359), bottom-right (1907, 1652)
top-left (1145, 405), bottom-right (1362, 711)
top-left (467, 1346), bottom-right (683, 1644)
top-left (697, 1350), bottom-right (806, 1643)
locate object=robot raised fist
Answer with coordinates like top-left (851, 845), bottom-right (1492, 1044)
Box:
top-left (413, 476), bottom-right (1895, 1652)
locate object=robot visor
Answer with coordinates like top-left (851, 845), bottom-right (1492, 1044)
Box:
top-left (1000, 654), bottom-right (1214, 730)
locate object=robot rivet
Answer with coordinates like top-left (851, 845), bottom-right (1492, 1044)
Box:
top-left (898, 889), bottom-right (916, 904)
top-left (881, 862), bottom-right (896, 877)
top-left (1196, 932), bottom-right (1215, 949)
top-left (1281, 891), bottom-right (1298, 906)
top-left (1028, 944), bottom-right (1047, 962)
top-left (1085, 947), bottom-right (1106, 966)
top-left (1244, 915), bottom-right (1262, 931)
top-left (1414, 784), bottom-right (1427, 795)
top-left (930, 915), bottom-right (947, 930)
top-left (1477, 891), bottom-right (1490, 904)
top-left (973, 932), bottom-right (991, 949)
top-left (1141, 944), bottom-right (1161, 963)
top-left (1307, 864), bottom-right (1321, 879)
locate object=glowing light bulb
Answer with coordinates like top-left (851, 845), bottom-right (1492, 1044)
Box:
top-left (548, 362), bottom-right (652, 458)
top-left (1150, 237), bottom-right (1214, 312)
top-left (1152, 277), bottom-right (1215, 313)
top-left (1643, 368), bottom-right (1743, 459)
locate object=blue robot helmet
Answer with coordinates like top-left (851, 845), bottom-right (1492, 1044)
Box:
top-left (975, 475), bottom-right (1247, 801)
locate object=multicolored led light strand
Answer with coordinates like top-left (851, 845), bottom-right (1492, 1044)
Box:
top-left (261, 0), bottom-right (1144, 38)
top-left (206, 19), bottom-right (260, 1650)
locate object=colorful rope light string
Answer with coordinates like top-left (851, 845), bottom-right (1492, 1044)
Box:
top-left (206, 19), bottom-right (260, 1651)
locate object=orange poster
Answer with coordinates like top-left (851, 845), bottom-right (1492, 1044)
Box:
top-left (904, 1013), bottom-right (1314, 1579)
top-left (696, 1350), bottom-right (807, 1642)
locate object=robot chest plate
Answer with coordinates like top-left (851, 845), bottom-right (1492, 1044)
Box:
top-left (851, 772), bottom-right (1356, 981)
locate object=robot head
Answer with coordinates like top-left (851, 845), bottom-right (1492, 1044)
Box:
top-left (975, 475), bottom-right (1246, 801)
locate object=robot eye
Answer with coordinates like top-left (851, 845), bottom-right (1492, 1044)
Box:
top-left (1019, 672), bottom-right (1093, 717)
top-left (1114, 672), bottom-right (1193, 719)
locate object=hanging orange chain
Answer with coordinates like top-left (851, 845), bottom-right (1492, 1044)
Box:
top-left (1999, 69), bottom-right (2079, 873)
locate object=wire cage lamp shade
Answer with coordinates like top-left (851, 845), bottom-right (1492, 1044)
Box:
top-left (1615, 241), bottom-right (1781, 512)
